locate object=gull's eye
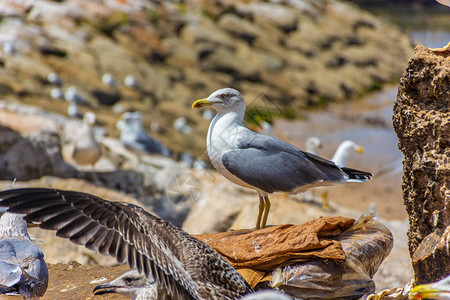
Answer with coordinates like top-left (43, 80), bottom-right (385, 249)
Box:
top-left (221, 93), bottom-right (228, 99)
top-left (125, 277), bottom-right (133, 285)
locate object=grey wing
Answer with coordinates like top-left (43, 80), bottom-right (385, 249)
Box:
top-left (135, 132), bottom-right (169, 155)
top-left (0, 188), bottom-right (199, 300)
top-left (222, 133), bottom-right (348, 193)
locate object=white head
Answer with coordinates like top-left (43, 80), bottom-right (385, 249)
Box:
top-left (0, 212), bottom-right (31, 240)
top-left (332, 140), bottom-right (364, 167)
top-left (83, 111), bottom-right (96, 126)
top-left (93, 270), bottom-right (155, 299)
top-left (193, 88), bottom-right (246, 117)
top-left (305, 137), bottom-right (323, 155)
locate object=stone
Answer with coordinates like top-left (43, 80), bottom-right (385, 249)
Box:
top-left (236, 2), bottom-right (298, 32)
top-left (393, 45), bottom-right (450, 284)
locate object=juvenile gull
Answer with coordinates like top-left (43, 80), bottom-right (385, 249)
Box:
top-left (0, 188), bottom-right (254, 299)
top-left (94, 269), bottom-right (157, 300)
top-left (0, 212), bottom-right (48, 299)
top-left (193, 88), bottom-right (372, 229)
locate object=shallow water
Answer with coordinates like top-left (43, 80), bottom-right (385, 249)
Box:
top-left (273, 86), bottom-right (402, 172)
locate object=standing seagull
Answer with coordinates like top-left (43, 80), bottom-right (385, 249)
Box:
top-left (193, 88), bottom-right (372, 229)
top-left (0, 188), bottom-right (253, 300)
top-left (72, 112), bottom-right (102, 183)
top-left (0, 212), bottom-right (48, 299)
top-left (72, 112), bottom-right (102, 168)
top-left (117, 112), bottom-right (170, 156)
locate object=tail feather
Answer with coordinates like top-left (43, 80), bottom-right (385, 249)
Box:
top-left (341, 167), bottom-right (373, 182)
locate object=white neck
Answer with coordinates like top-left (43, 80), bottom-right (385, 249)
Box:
top-left (0, 212), bottom-right (31, 240)
top-left (332, 144), bottom-right (352, 166)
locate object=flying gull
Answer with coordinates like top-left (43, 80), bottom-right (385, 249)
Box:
top-left (94, 269), bottom-right (157, 300)
top-left (193, 88), bottom-right (372, 229)
top-left (0, 211), bottom-right (48, 300)
top-left (0, 188), bottom-right (254, 299)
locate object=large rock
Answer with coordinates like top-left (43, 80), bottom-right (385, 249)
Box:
top-left (393, 45), bottom-right (450, 284)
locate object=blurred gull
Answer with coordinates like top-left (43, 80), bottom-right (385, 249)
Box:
top-left (3, 41), bottom-right (16, 55)
top-left (331, 140), bottom-right (364, 167)
top-left (305, 137), bottom-right (323, 155)
top-left (71, 112), bottom-right (102, 182)
top-left (47, 73), bottom-right (62, 86)
top-left (307, 139), bottom-right (365, 209)
top-left (50, 88), bottom-right (64, 100)
top-left (202, 110), bottom-right (214, 121)
top-left (67, 99), bottom-right (83, 119)
top-left (124, 75), bottom-right (140, 89)
top-left (0, 212), bottom-right (48, 299)
top-left (193, 88), bottom-right (372, 229)
top-left (102, 73), bottom-right (117, 87)
top-left (94, 269), bottom-right (157, 300)
top-left (117, 112), bottom-right (170, 156)
top-left (173, 117), bottom-right (192, 135)
top-left (64, 86), bottom-right (85, 104)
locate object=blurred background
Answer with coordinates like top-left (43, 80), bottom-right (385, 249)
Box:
top-left (0, 0), bottom-right (449, 294)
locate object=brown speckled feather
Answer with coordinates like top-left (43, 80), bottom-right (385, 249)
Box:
top-left (0, 188), bottom-right (253, 300)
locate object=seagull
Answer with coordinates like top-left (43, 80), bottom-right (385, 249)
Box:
top-left (193, 88), bottom-right (372, 229)
top-left (0, 212), bottom-right (48, 300)
top-left (0, 188), bottom-right (254, 299)
top-left (72, 112), bottom-right (102, 182)
top-left (331, 140), bottom-right (364, 167)
top-left (305, 137), bottom-right (323, 155)
top-left (67, 99), bottom-right (83, 119)
top-left (94, 269), bottom-right (157, 300)
top-left (117, 112), bottom-right (170, 156)
top-left (409, 275), bottom-right (450, 300)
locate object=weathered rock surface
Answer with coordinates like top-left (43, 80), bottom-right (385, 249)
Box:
top-left (393, 45), bottom-right (450, 284)
top-left (0, 0), bottom-right (413, 154)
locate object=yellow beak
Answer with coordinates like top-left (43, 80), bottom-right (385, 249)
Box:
top-left (192, 98), bottom-right (212, 108)
top-left (355, 146), bottom-right (365, 154)
top-left (409, 284), bottom-right (441, 299)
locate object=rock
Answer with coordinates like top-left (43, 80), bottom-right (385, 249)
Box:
top-left (393, 45), bottom-right (450, 284)
top-left (182, 171), bottom-right (256, 234)
top-left (218, 14), bottom-right (264, 44)
top-left (0, 126), bottom-right (76, 181)
top-left (236, 2), bottom-right (299, 32)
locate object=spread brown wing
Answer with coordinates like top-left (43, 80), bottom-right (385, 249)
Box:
top-left (0, 188), bottom-right (199, 300)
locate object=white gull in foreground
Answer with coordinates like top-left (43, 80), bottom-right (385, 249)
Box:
top-left (193, 88), bottom-right (372, 229)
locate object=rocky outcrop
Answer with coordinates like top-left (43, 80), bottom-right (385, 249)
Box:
top-left (393, 45), bottom-right (450, 284)
top-left (0, 0), bottom-right (413, 154)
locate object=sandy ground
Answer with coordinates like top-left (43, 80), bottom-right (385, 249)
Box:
top-left (43, 263), bottom-right (130, 300)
